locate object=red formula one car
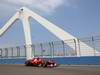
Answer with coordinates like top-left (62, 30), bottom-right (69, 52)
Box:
top-left (25, 57), bottom-right (57, 68)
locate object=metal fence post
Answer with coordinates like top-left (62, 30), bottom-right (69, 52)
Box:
top-left (49, 42), bottom-right (52, 57)
top-left (31, 45), bottom-right (35, 57)
top-left (62, 40), bottom-right (66, 56)
top-left (40, 43), bottom-right (43, 57)
top-left (11, 47), bottom-right (13, 58)
top-left (0, 48), bottom-right (2, 58)
top-left (51, 42), bottom-right (54, 58)
top-left (24, 45), bottom-right (26, 57)
top-left (77, 39), bottom-right (81, 57)
top-left (74, 39), bottom-right (77, 56)
top-left (92, 36), bottom-right (96, 56)
top-left (16, 46), bottom-right (20, 57)
top-left (5, 48), bottom-right (8, 58)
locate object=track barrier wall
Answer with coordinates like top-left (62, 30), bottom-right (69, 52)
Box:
top-left (0, 56), bottom-right (100, 65)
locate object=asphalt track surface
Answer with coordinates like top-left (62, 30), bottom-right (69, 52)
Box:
top-left (0, 65), bottom-right (100, 75)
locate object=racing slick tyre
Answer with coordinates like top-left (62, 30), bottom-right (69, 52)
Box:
top-left (43, 61), bottom-right (48, 67)
top-left (38, 64), bottom-right (43, 67)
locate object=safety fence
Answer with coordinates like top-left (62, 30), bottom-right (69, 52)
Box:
top-left (0, 36), bottom-right (100, 59)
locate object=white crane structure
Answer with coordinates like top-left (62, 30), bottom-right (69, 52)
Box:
top-left (0, 7), bottom-right (99, 60)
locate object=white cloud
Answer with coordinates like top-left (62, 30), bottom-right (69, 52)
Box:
top-left (0, 0), bottom-right (79, 13)
top-left (0, 0), bottom-right (64, 13)
top-left (7, 0), bottom-right (34, 5)
top-left (35, 0), bottom-right (64, 13)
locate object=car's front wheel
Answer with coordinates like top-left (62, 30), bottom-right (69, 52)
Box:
top-left (38, 64), bottom-right (43, 67)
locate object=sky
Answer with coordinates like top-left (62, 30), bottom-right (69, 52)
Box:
top-left (0, 0), bottom-right (100, 47)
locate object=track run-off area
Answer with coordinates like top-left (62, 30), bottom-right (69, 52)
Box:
top-left (0, 65), bottom-right (100, 75)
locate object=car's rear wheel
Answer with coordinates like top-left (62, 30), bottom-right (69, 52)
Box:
top-left (25, 61), bottom-right (32, 66)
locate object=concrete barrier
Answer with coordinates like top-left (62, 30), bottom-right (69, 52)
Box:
top-left (0, 56), bottom-right (100, 65)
